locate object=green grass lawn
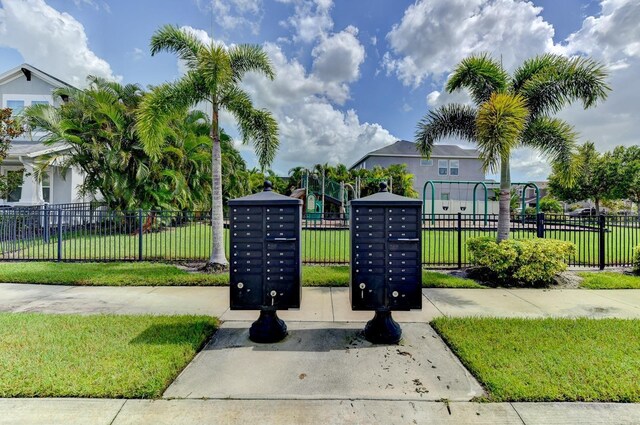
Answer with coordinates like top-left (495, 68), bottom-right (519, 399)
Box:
top-left (0, 313), bottom-right (216, 398)
top-left (0, 262), bottom-right (229, 286)
top-left (432, 317), bottom-right (640, 402)
top-left (579, 271), bottom-right (640, 289)
top-left (423, 270), bottom-right (484, 288)
top-left (0, 262), bottom-right (481, 288)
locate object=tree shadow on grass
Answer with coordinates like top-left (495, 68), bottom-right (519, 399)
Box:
top-left (130, 321), bottom-right (217, 345)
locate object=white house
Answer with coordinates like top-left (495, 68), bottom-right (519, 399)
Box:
top-left (0, 63), bottom-right (89, 206)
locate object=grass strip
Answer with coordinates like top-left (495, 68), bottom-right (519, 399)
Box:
top-left (578, 271), bottom-right (640, 289)
top-left (0, 262), bottom-right (482, 288)
top-left (0, 313), bottom-right (217, 398)
top-left (432, 317), bottom-right (640, 402)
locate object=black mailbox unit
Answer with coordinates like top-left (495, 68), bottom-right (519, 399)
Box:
top-left (229, 181), bottom-right (302, 343)
top-left (350, 182), bottom-right (422, 344)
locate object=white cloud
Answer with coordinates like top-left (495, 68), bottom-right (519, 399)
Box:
top-left (0, 0), bottom-right (118, 86)
top-left (276, 0), bottom-right (334, 43)
top-left (311, 26), bottom-right (365, 84)
top-left (238, 42), bottom-right (395, 171)
top-left (383, 0), bottom-right (556, 87)
top-left (561, 0), bottom-right (640, 65)
top-left (198, 0), bottom-right (263, 35)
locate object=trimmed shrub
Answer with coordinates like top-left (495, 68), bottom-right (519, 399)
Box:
top-left (633, 246), bottom-right (640, 274)
top-left (467, 237), bottom-right (576, 286)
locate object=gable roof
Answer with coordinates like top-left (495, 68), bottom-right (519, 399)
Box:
top-left (350, 140), bottom-right (479, 169)
top-left (0, 63), bottom-right (75, 89)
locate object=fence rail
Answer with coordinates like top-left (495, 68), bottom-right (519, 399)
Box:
top-left (0, 207), bottom-right (637, 269)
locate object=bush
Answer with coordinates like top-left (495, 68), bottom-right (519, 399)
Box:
top-left (539, 196), bottom-right (564, 213)
top-left (633, 246), bottom-right (640, 274)
top-left (467, 237), bottom-right (576, 286)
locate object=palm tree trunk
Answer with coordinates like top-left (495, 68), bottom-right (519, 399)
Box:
top-left (208, 103), bottom-right (228, 269)
top-left (497, 155), bottom-right (511, 242)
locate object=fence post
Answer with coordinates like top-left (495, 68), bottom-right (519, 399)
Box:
top-left (43, 204), bottom-right (50, 244)
top-left (457, 212), bottom-right (462, 269)
top-left (536, 212), bottom-right (545, 238)
top-left (57, 208), bottom-right (62, 262)
top-left (598, 215), bottom-right (606, 270)
top-left (138, 209), bottom-right (143, 261)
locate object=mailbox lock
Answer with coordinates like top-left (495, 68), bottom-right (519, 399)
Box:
top-left (392, 291), bottom-right (399, 298)
top-left (237, 282), bottom-right (244, 289)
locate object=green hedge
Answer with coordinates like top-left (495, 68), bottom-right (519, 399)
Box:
top-left (467, 236), bottom-right (575, 286)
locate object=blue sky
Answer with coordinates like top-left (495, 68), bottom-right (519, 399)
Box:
top-left (0, 0), bottom-right (638, 180)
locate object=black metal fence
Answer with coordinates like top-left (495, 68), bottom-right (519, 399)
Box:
top-left (0, 207), bottom-right (638, 269)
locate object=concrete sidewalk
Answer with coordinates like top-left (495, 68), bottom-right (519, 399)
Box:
top-left (2, 399), bottom-right (640, 425)
top-left (1, 283), bottom-right (640, 319)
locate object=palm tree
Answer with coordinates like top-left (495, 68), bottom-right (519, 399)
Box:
top-left (416, 53), bottom-right (609, 241)
top-left (136, 25), bottom-right (279, 270)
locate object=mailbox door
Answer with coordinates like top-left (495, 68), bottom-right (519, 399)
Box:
top-left (264, 206), bottom-right (301, 309)
top-left (385, 207), bottom-right (422, 311)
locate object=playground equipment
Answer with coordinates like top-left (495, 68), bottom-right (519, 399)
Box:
top-left (422, 180), bottom-right (540, 225)
top-left (301, 170), bottom-right (356, 219)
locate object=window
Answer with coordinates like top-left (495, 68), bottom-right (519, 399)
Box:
top-left (6, 170), bottom-right (23, 202)
top-left (420, 159), bottom-right (433, 167)
top-left (441, 193), bottom-right (450, 201)
top-left (449, 160), bottom-right (459, 176)
top-left (42, 172), bottom-right (51, 203)
top-left (438, 160), bottom-right (448, 176)
top-left (6, 100), bottom-right (24, 115)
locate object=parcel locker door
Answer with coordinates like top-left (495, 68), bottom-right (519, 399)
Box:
top-left (230, 274), bottom-right (263, 309)
top-left (351, 274), bottom-right (385, 310)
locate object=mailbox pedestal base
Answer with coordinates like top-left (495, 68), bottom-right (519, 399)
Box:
top-left (249, 309), bottom-right (288, 343)
top-left (364, 310), bottom-right (402, 344)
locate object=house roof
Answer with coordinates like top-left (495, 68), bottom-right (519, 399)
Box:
top-left (0, 63), bottom-right (75, 89)
top-left (350, 140), bottom-right (479, 169)
top-left (7, 141), bottom-right (70, 159)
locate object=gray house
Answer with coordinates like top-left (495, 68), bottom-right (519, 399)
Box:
top-left (0, 63), bottom-right (89, 206)
top-left (350, 140), bottom-right (497, 213)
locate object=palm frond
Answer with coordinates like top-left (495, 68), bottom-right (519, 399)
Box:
top-left (136, 71), bottom-right (206, 157)
top-left (522, 116), bottom-right (578, 185)
top-left (229, 44), bottom-right (275, 82)
top-left (150, 24), bottom-right (203, 70)
top-left (446, 53), bottom-right (509, 104)
top-left (518, 55), bottom-right (610, 118)
top-left (415, 104), bottom-right (477, 157)
top-left (476, 93), bottom-right (528, 173)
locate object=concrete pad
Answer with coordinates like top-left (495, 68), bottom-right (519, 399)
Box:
top-left (0, 398), bottom-right (124, 425)
top-left (513, 402), bottom-right (640, 425)
top-left (164, 321), bottom-right (483, 401)
top-left (0, 283), bottom-right (71, 312)
top-left (331, 287), bottom-right (441, 322)
top-left (506, 289), bottom-right (640, 318)
top-left (115, 400), bottom-right (521, 425)
top-left (424, 288), bottom-right (545, 318)
top-left (220, 287), bottom-right (334, 322)
top-left (117, 286), bottom-right (228, 316)
top-left (587, 290), bottom-right (640, 312)
top-left (11, 286), bottom-right (155, 315)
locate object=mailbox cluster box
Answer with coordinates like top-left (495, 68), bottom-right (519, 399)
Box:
top-left (350, 191), bottom-right (422, 311)
top-left (229, 189), bottom-right (302, 310)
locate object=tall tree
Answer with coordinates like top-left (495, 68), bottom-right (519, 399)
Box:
top-left (415, 53), bottom-right (609, 241)
top-left (136, 25), bottom-right (279, 270)
top-left (549, 141), bottom-right (615, 214)
top-left (24, 77), bottom-right (213, 211)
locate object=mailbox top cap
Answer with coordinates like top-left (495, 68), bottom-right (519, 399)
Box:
top-left (350, 182), bottom-right (422, 206)
top-left (229, 180), bottom-right (303, 206)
